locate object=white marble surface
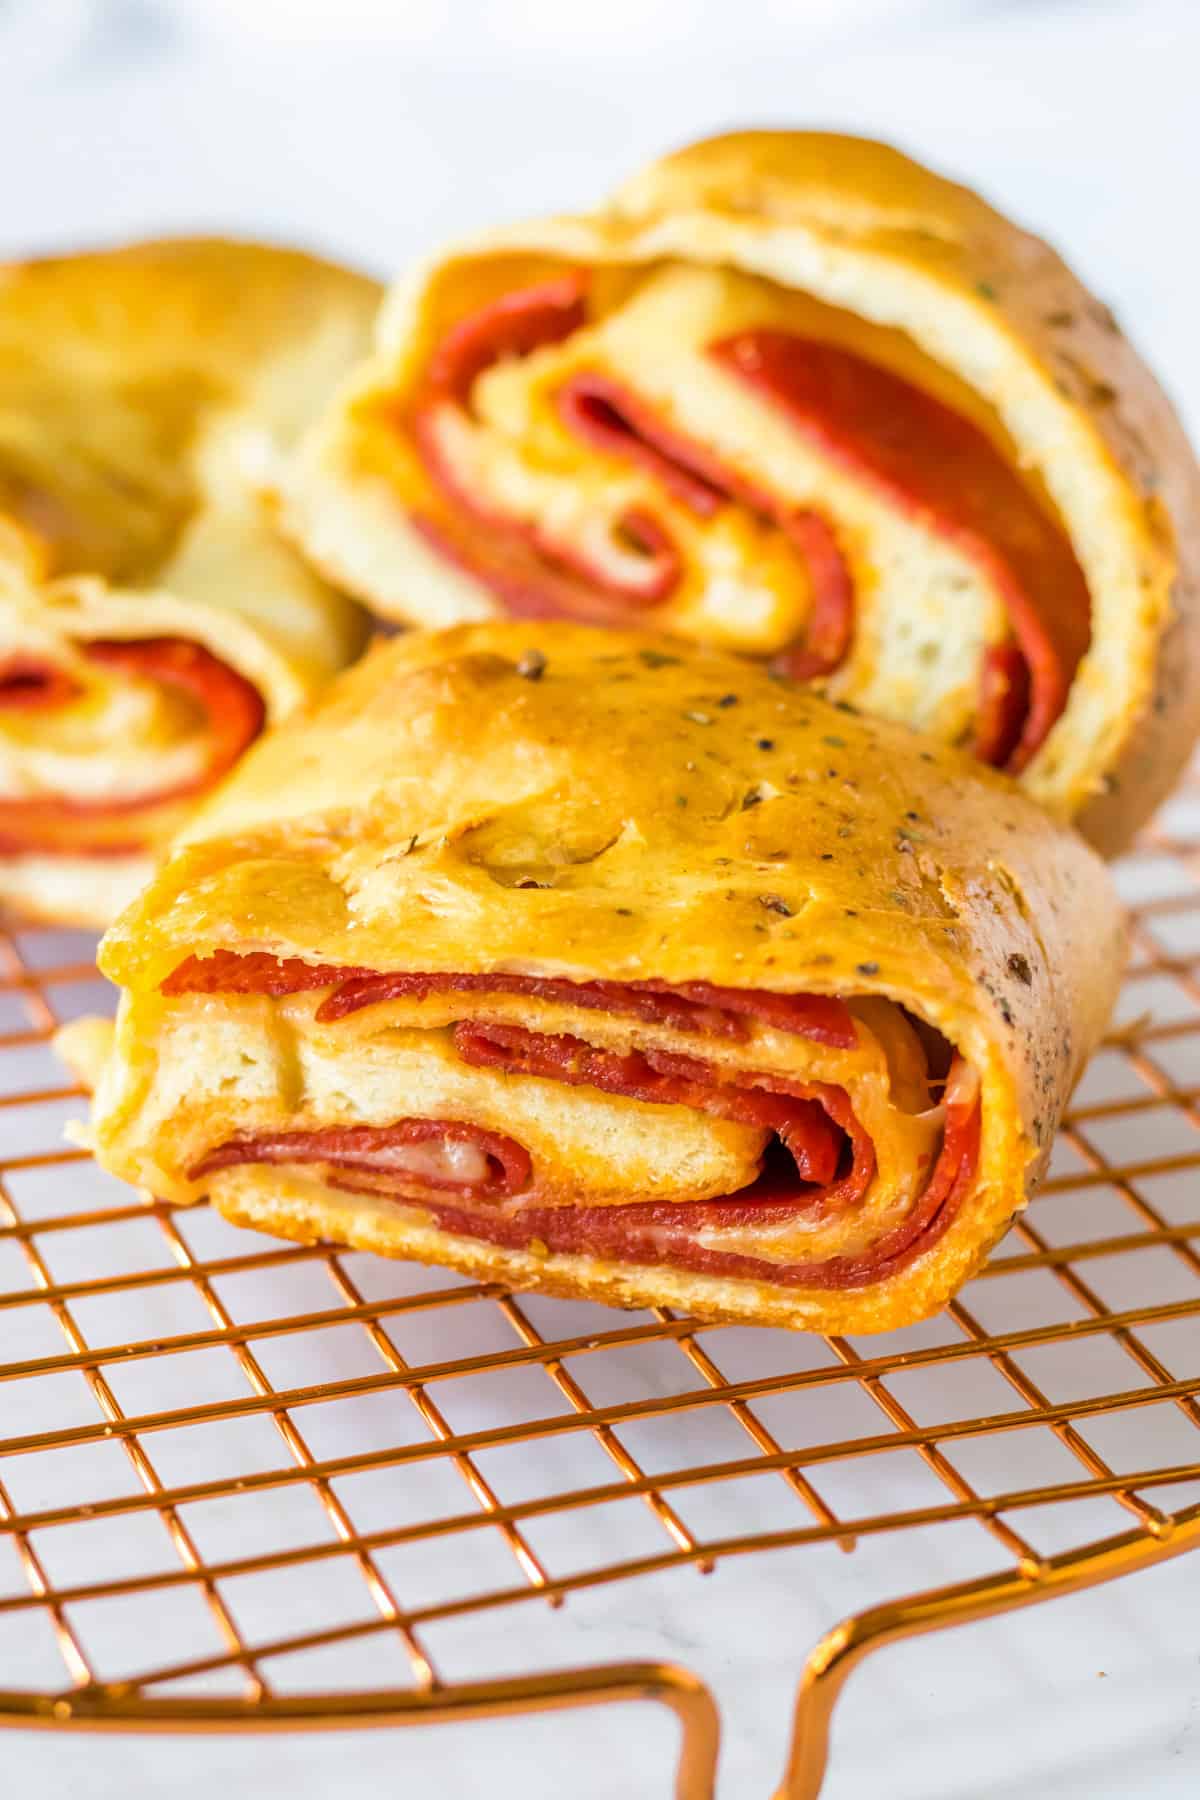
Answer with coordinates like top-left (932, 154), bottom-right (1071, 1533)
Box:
top-left (1, 2), bottom-right (1199, 1796)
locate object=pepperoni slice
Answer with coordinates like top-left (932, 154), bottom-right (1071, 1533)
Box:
top-left (410, 509), bottom-right (676, 622)
top-left (769, 510), bottom-right (855, 679)
top-left (556, 371), bottom-right (728, 518)
top-left (424, 274), bottom-right (588, 405)
top-left (84, 638), bottom-right (265, 796)
top-left (552, 370), bottom-right (856, 677)
top-left (412, 271), bottom-right (682, 612)
top-left (161, 949), bottom-right (374, 999)
top-left (0, 637), bottom-right (265, 855)
top-left (0, 657), bottom-right (83, 711)
top-left (974, 642), bottom-right (1032, 770)
top-left (192, 1118), bottom-right (530, 1199)
top-left (454, 1019), bottom-right (873, 1205)
top-left (161, 954), bottom-right (858, 1050)
top-left (384, 1057), bottom-right (977, 1291)
top-left (712, 332), bottom-right (1091, 769)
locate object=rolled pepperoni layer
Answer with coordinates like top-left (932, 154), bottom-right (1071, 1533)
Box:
top-left (175, 956), bottom-right (975, 1292)
top-left (406, 268), bottom-right (1090, 774)
top-left (0, 237), bottom-right (379, 924)
top-left (283, 130), bottom-right (1200, 853)
top-left (74, 623), bottom-right (1124, 1333)
top-left (0, 637), bottom-right (265, 856)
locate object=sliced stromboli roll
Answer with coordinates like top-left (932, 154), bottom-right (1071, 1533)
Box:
top-left (281, 130), bottom-right (1200, 853)
top-left (0, 238), bottom-right (380, 925)
top-left (69, 622), bottom-right (1124, 1334)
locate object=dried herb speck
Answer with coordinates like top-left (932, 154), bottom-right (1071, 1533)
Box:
top-left (638, 649), bottom-right (680, 669)
top-left (759, 894), bottom-right (794, 917)
top-left (516, 649), bottom-right (546, 681)
top-left (1006, 952), bottom-right (1033, 985)
top-left (717, 693), bottom-right (739, 708)
top-left (856, 961), bottom-right (880, 976)
top-left (756, 737), bottom-right (775, 751)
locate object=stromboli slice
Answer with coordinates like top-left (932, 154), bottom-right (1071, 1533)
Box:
top-left (281, 130), bottom-right (1200, 852)
top-left (70, 622), bottom-right (1124, 1333)
top-left (0, 238), bottom-right (380, 925)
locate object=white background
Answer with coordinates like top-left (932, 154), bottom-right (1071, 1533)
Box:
top-left (1, 1), bottom-right (1198, 1796)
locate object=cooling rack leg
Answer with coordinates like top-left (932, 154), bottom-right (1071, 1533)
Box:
top-left (772, 1504), bottom-right (1200, 1800)
top-left (0, 1660), bottom-right (721, 1800)
top-left (772, 1610), bottom-right (879, 1800)
top-left (651, 1665), bottom-right (723, 1800)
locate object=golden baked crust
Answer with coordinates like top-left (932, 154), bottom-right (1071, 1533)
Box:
top-left (207, 1166), bottom-right (991, 1338)
top-left (282, 130), bottom-right (1200, 855)
top-left (0, 237), bottom-right (380, 924)
top-left (82, 621), bottom-right (1125, 1333)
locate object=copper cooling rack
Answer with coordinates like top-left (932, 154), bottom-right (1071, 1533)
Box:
top-left (2, 796), bottom-right (1200, 1799)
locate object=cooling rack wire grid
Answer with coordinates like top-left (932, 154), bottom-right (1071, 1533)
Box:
top-left (1, 787), bottom-right (1199, 1800)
